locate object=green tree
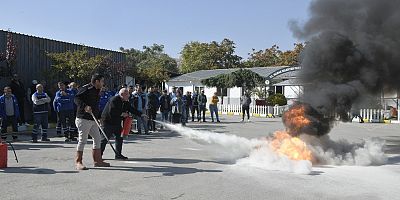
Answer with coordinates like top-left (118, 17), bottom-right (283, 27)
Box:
top-left (244, 43), bottom-right (305, 67)
top-left (180, 38), bottom-right (242, 73)
top-left (121, 44), bottom-right (178, 86)
top-left (201, 69), bottom-right (264, 102)
top-left (47, 48), bottom-right (108, 83)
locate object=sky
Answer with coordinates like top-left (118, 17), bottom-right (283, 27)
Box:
top-left (0, 0), bottom-right (312, 59)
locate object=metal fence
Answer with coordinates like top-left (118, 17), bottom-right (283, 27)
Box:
top-left (218, 104), bottom-right (290, 117)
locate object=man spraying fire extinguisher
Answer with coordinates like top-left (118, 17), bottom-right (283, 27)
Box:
top-left (100, 88), bottom-right (143, 160)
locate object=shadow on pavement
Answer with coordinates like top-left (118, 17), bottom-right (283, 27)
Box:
top-left (126, 157), bottom-right (218, 164)
top-left (387, 156), bottom-right (400, 165)
top-left (10, 143), bottom-right (74, 150)
top-left (309, 170), bottom-right (325, 176)
top-left (0, 167), bottom-right (78, 174)
top-left (384, 136), bottom-right (400, 155)
top-left (95, 165), bottom-right (222, 176)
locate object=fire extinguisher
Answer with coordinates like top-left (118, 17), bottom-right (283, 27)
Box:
top-left (0, 118), bottom-right (18, 168)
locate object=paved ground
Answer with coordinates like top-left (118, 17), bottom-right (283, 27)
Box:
top-left (1, 115), bottom-right (399, 200)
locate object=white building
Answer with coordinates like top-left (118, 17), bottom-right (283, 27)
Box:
top-left (164, 66), bottom-right (301, 105)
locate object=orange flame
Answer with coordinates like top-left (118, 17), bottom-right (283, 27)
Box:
top-left (283, 105), bottom-right (311, 135)
top-left (270, 131), bottom-right (313, 161)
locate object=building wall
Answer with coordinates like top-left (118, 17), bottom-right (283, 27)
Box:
top-left (0, 30), bottom-right (126, 89)
top-left (284, 86), bottom-right (302, 99)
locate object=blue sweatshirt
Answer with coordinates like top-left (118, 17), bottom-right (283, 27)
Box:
top-left (53, 90), bottom-right (74, 112)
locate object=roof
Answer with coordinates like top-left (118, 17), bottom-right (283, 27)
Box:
top-left (168, 66), bottom-right (298, 83)
top-left (273, 79), bottom-right (302, 86)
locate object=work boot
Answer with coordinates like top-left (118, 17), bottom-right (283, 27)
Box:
top-left (75, 151), bottom-right (88, 170)
top-left (92, 149), bottom-right (110, 167)
top-left (115, 154), bottom-right (128, 160)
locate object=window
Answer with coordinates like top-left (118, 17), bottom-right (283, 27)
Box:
top-left (195, 86), bottom-right (204, 93)
top-left (275, 86), bottom-right (283, 94)
top-left (216, 87), bottom-right (227, 96)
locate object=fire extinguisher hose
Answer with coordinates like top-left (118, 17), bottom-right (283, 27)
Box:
top-left (7, 141), bottom-right (18, 163)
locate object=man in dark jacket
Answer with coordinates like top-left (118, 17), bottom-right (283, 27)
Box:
top-left (74, 74), bottom-right (110, 170)
top-left (184, 91), bottom-right (192, 123)
top-left (241, 92), bottom-right (252, 122)
top-left (9, 74), bottom-right (26, 125)
top-left (197, 90), bottom-right (207, 122)
top-left (159, 90), bottom-right (171, 129)
top-left (191, 91), bottom-right (200, 122)
top-left (146, 86), bottom-right (159, 132)
top-left (101, 88), bottom-right (141, 160)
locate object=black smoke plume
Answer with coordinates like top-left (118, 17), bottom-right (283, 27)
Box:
top-left (287, 0), bottom-right (400, 136)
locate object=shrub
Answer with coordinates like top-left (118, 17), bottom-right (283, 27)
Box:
top-left (267, 93), bottom-right (287, 106)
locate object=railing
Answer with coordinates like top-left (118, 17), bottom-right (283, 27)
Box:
top-left (358, 109), bottom-right (387, 123)
top-left (218, 104), bottom-right (289, 117)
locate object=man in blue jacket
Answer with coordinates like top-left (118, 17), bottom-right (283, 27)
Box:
top-left (53, 82), bottom-right (76, 142)
top-left (99, 86), bottom-right (111, 114)
top-left (132, 86), bottom-right (149, 134)
top-left (0, 86), bottom-right (20, 141)
top-left (68, 82), bottom-right (79, 138)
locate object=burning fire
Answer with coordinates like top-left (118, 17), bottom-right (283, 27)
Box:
top-left (270, 131), bottom-right (313, 161)
top-left (269, 104), bottom-right (314, 162)
top-left (282, 104), bottom-right (311, 136)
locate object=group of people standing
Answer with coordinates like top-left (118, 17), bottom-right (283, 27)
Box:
top-left (158, 89), bottom-right (221, 127)
top-left (1, 73), bottom-right (255, 170)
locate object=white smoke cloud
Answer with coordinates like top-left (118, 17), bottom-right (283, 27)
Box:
top-left (162, 123), bottom-right (387, 174)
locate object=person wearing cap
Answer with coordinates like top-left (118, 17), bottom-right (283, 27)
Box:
top-left (31, 84), bottom-right (51, 142)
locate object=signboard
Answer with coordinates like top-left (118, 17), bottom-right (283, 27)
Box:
top-left (266, 66), bottom-right (301, 81)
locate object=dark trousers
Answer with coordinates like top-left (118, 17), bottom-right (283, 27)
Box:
top-left (192, 106), bottom-right (199, 121)
top-left (147, 109), bottom-right (157, 131)
top-left (17, 98), bottom-right (25, 124)
top-left (100, 124), bottom-right (123, 156)
top-left (32, 112), bottom-right (49, 139)
top-left (1, 115), bottom-right (18, 138)
top-left (199, 106), bottom-right (206, 121)
top-left (56, 112), bottom-right (62, 135)
top-left (58, 110), bottom-right (75, 139)
top-left (185, 106), bottom-right (191, 122)
top-left (242, 106), bottom-right (250, 120)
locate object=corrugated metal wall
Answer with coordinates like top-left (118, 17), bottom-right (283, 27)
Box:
top-left (0, 30), bottom-right (126, 89)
